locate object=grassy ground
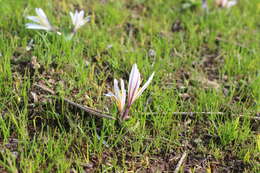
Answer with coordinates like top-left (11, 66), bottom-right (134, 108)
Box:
top-left (0, 0), bottom-right (259, 172)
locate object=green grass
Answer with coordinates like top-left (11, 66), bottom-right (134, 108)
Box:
top-left (0, 0), bottom-right (259, 172)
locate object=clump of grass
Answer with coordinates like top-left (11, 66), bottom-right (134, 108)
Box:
top-left (215, 118), bottom-right (251, 146)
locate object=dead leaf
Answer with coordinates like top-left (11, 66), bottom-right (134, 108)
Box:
top-left (31, 56), bottom-right (40, 69)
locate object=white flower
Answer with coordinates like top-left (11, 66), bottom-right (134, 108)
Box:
top-left (215, 0), bottom-right (237, 8)
top-left (106, 64), bottom-right (154, 120)
top-left (105, 79), bottom-right (126, 116)
top-left (127, 64), bottom-right (155, 107)
top-left (69, 10), bottom-right (90, 32)
top-left (26, 8), bottom-right (54, 31)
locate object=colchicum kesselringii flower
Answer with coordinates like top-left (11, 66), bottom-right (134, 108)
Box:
top-left (69, 10), bottom-right (90, 33)
top-left (215, 0), bottom-right (237, 8)
top-left (26, 8), bottom-right (54, 32)
top-left (105, 79), bottom-right (126, 117)
top-left (106, 64), bottom-right (155, 120)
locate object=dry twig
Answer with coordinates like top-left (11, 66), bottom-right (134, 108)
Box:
top-left (34, 83), bottom-right (116, 120)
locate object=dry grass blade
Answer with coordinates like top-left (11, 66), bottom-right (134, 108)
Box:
top-left (63, 98), bottom-right (116, 120)
top-left (34, 83), bottom-right (116, 120)
top-left (174, 152), bottom-right (187, 173)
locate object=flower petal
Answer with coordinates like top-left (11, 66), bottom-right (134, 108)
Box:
top-left (120, 79), bottom-right (126, 110)
top-left (25, 23), bottom-right (49, 30)
top-left (69, 12), bottom-right (75, 25)
top-left (135, 72), bottom-right (155, 99)
top-left (114, 79), bottom-right (121, 99)
top-left (36, 8), bottom-right (48, 20)
top-left (105, 92), bottom-right (116, 98)
top-left (27, 16), bottom-right (40, 23)
top-left (128, 64), bottom-right (138, 98)
top-left (128, 64), bottom-right (141, 105)
top-left (78, 10), bottom-right (85, 21)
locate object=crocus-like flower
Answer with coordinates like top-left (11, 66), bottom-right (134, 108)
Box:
top-left (215, 0), bottom-right (237, 8)
top-left (26, 8), bottom-right (54, 31)
top-left (69, 10), bottom-right (90, 33)
top-left (105, 79), bottom-right (126, 116)
top-left (127, 64), bottom-right (154, 108)
top-left (106, 64), bottom-right (154, 120)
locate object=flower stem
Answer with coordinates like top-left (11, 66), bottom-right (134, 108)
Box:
top-left (121, 105), bottom-right (131, 120)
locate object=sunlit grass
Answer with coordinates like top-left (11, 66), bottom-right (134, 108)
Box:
top-left (0, 0), bottom-right (259, 172)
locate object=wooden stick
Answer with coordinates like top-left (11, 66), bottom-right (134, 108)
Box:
top-left (34, 83), bottom-right (116, 120)
top-left (34, 83), bottom-right (56, 95)
top-left (174, 152), bottom-right (187, 173)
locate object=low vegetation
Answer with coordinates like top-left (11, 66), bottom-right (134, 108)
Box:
top-left (0, 0), bottom-right (259, 172)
